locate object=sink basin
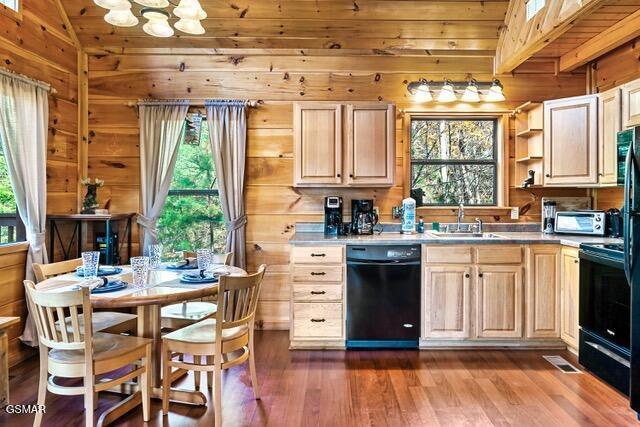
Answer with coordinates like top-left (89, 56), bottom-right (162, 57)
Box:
top-left (427, 232), bottom-right (505, 239)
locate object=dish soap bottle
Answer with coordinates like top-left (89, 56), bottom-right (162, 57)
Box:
top-left (401, 197), bottom-right (416, 234)
top-left (416, 216), bottom-right (425, 233)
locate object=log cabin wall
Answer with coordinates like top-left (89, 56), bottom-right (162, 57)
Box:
top-left (86, 51), bottom-right (589, 328)
top-left (0, 0), bottom-right (80, 365)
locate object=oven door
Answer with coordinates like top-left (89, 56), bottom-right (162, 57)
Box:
top-left (579, 250), bottom-right (630, 349)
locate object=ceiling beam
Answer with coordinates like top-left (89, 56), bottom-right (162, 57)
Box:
top-left (495, 0), bottom-right (607, 74)
top-left (559, 8), bottom-right (640, 72)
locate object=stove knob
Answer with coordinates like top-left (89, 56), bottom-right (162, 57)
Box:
top-left (595, 217), bottom-right (602, 222)
top-left (595, 224), bottom-right (602, 230)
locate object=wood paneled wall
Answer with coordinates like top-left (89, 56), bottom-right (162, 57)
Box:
top-left (85, 50), bottom-right (588, 328)
top-left (0, 1), bottom-right (79, 365)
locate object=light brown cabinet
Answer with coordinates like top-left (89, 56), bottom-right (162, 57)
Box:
top-left (561, 248), bottom-right (580, 350)
top-left (598, 88), bottom-right (622, 186)
top-left (543, 95), bottom-right (598, 186)
top-left (423, 266), bottom-right (471, 339)
top-left (622, 78), bottom-right (640, 128)
top-left (476, 265), bottom-right (523, 338)
top-left (293, 102), bottom-right (395, 187)
top-left (525, 246), bottom-right (561, 339)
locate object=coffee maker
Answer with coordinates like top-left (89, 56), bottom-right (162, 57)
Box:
top-left (324, 196), bottom-right (344, 236)
top-left (351, 199), bottom-right (378, 235)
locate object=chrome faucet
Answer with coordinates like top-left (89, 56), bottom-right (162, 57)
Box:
top-left (475, 217), bottom-right (483, 233)
top-left (456, 202), bottom-right (464, 231)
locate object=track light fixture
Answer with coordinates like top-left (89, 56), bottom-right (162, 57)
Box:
top-left (406, 77), bottom-right (506, 103)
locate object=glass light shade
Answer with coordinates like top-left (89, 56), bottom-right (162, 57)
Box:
top-left (461, 81), bottom-right (480, 102)
top-left (175, 18), bottom-right (206, 35)
top-left (174, 0), bottom-right (207, 20)
top-left (142, 11), bottom-right (174, 37)
top-left (105, 8), bottom-right (139, 26)
top-left (94, 0), bottom-right (131, 10)
top-left (485, 80), bottom-right (506, 102)
top-left (413, 82), bottom-right (432, 102)
top-left (437, 81), bottom-right (457, 103)
top-left (134, 0), bottom-right (169, 7)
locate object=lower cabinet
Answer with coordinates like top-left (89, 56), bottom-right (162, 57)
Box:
top-left (561, 248), bottom-right (580, 350)
top-left (526, 246), bottom-right (561, 339)
top-left (476, 265), bottom-right (523, 338)
top-left (423, 266), bottom-right (472, 338)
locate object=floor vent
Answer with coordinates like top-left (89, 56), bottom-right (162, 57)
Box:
top-left (543, 355), bottom-right (581, 373)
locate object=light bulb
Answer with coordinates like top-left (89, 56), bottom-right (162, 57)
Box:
top-left (461, 79), bottom-right (480, 103)
top-left (94, 0), bottom-right (130, 10)
top-left (174, 0), bottom-right (207, 20)
top-left (413, 81), bottom-right (432, 103)
top-left (134, 0), bottom-right (169, 7)
top-left (485, 79), bottom-right (506, 102)
top-left (105, 8), bottom-right (139, 26)
top-left (175, 18), bottom-right (206, 34)
top-left (142, 9), bottom-right (174, 37)
top-left (437, 80), bottom-right (457, 103)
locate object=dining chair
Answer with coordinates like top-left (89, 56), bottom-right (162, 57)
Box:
top-left (161, 265), bottom-right (266, 427)
top-left (33, 259), bottom-right (137, 335)
top-left (24, 280), bottom-right (152, 427)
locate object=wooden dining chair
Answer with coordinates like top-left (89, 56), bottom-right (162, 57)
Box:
top-left (33, 259), bottom-right (137, 335)
top-left (24, 280), bottom-right (152, 427)
top-left (161, 265), bottom-right (266, 427)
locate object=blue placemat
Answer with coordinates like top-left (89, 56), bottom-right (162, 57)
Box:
top-left (91, 280), bottom-right (128, 294)
top-left (165, 262), bottom-right (198, 270)
top-left (180, 273), bottom-right (219, 284)
top-left (76, 266), bottom-right (123, 277)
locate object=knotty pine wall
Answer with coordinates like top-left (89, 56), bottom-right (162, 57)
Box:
top-left (86, 52), bottom-right (589, 328)
top-left (0, 0), bottom-right (80, 365)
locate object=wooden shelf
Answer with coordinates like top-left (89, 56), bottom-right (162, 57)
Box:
top-left (510, 185), bottom-right (544, 190)
top-left (514, 101), bottom-right (541, 113)
top-left (516, 156), bottom-right (542, 163)
top-left (516, 128), bottom-right (543, 137)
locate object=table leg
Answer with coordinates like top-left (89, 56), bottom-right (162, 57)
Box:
top-left (105, 220), bottom-right (112, 265)
top-left (49, 221), bottom-right (55, 263)
top-left (77, 222), bottom-right (83, 258)
top-left (1, 330), bottom-right (9, 409)
top-left (127, 217), bottom-right (132, 263)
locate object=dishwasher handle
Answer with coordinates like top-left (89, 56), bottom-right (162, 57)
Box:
top-left (347, 260), bottom-right (421, 266)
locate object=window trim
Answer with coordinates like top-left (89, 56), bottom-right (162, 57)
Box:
top-left (403, 111), bottom-right (509, 209)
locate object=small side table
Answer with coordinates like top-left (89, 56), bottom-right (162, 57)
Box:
top-left (0, 317), bottom-right (19, 409)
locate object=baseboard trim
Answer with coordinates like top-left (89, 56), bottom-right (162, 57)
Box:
top-left (419, 338), bottom-right (567, 350)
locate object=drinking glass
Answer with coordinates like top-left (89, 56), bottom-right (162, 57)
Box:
top-left (81, 251), bottom-right (100, 279)
top-left (130, 256), bottom-right (150, 288)
top-left (196, 248), bottom-right (212, 273)
top-left (146, 243), bottom-right (164, 269)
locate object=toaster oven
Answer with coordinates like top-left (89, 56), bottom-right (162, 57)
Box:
top-left (554, 211), bottom-right (606, 236)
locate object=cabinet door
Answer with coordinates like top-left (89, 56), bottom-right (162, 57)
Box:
top-left (346, 103), bottom-right (395, 186)
top-left (543, 95), bottom-right (598, 186)
top-left (561, 248), bottom-right (580, 350)
top-left (476, 265), bottom-right (523, 338)
top-left (598, 88), bottom-right (621, 186)
top-left (293, 103), bottom-right (343, 186)
top-left (423, 266), bottom-right (471, 339)
top-left (622, 78), bottom-right (640, 128)
top-left (525, 246), bottom-right (561, 339)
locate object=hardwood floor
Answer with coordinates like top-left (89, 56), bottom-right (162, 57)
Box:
top-left (1, 330), bottom-right (636, 426)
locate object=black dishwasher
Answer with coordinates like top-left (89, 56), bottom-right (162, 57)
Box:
top-left (346, 245), bottom-right (421, 349)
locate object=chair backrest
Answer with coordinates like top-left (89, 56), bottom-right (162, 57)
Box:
top-left (24, 280), bottom-right (92, 352)
top-left (216, 264), bottom-right (266, 330)
top-left (33, 258), bottom-right (83, 283)
top-left (183, 251), bottom-right (232, 266)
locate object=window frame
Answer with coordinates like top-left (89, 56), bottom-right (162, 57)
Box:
top-left (0, 0), bottom-right (22, 22)
top-left (403, 111), bottom-right (509, 209)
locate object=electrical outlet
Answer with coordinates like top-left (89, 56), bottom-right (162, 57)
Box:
top-left (511, 207), bottom-right (519, 220)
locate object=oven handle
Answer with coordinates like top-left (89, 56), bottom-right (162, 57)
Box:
top-left (624, 142), bottom-right (634, 284)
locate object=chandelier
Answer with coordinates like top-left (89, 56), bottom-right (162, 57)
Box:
top-left (94, 0), bottom-right (207, 37)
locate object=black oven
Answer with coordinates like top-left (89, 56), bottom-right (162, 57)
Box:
top-left (579, 244), bottom-right (630, 395)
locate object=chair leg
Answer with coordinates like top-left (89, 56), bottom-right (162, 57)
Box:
top-left (84, 384), bottom-right (95, 427)
top-left (162, 348), bottom-right (171, 415)
top-left (248, 332), bottom-right (260, 400)
top-left (214, 361), bottom-right (222, 427)
top-left (207, 356), bottom-right (213, 389)
top-left (141, 344), bottom-right (151, 422)
top-left (34, 346), bottom-right (48, 427)
top-left (194, 355), bottom-right (201, 389)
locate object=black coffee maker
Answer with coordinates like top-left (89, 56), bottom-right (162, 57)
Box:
top-left (324, 196), bottom-right (344, 236)
top-left (351, 199), bottom-right (378, 235)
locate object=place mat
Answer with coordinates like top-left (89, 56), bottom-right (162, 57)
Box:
top-left (180, 273), bottom-right (219, 284)
top-left (164, 262), bottom-right (198, 270)
top-left (91, 280), bottom-right (128, 294)
top-left (76, 266), bottom-right (123, 277)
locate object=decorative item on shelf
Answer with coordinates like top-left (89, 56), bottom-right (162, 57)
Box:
top-left (80, 177), bottom-right (105, 214)
top-left (406, 77), bottom-right (505, 103)
top-left (521, 170), bottom-right (535, 188)
top-left (93, 0), bottom-right (207, 36)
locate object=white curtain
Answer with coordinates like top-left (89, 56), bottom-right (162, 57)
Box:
top-left (137, 100), bottom-right (189, 252)
top-left (0, 71), bottom-right (49, 346)
top-left (206, 101), bottom-right (248, 268)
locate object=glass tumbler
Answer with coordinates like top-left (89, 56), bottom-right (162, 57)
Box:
top-left (81, 251), bottom-right (100, 279)
top-left (196, 248), bottom-right (212, 274)
top-left (130, 256), bottom-right (150, 288)
top-left (146, 243), bottom-right (164, 269)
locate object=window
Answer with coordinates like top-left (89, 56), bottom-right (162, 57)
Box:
top-left (410, 118), bottom-right (498, 206)
top-left (157, 115), bottom-right (227, 257)
top-left (0, 0), bottom-right (17, 10)
top-left (526, 0), bottom-right (545, 21)
top-left (0, 150), bottom-right (25, 244)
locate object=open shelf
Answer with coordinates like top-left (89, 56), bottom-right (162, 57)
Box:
top-left (516, 156), bottom-right (542, 163)
top-left (516, 128), bottom-right (543, 137)
top-left (514, 102), bottom-right (544, 187)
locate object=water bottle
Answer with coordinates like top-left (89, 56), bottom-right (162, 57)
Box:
top-left (401, 197), bottom-right (416, 234)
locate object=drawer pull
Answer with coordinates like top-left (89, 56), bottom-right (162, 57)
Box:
top-left (310, 253), bottom-right (326, 257)
top-left (310, 272), bottom-right (326, 276)
top-left (310, 318), bottom-right (326, 323)
top-left (310, 290), bottom-right (326, 295)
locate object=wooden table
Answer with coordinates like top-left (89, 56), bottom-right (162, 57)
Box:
top-left (0, 317), bottom-right (19, 409)
top-left (37, 265), bottom-right (246, 424)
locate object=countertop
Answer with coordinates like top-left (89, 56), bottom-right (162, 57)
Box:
top-left (289, 231), bottom-right (623, 248)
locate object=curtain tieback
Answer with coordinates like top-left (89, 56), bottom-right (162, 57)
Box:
top-left (28, 231), bottom-right (46, 247)
top-left (137, 214), bottom-right (158, 230)
top-left (225, 215), bottom-right (247, 231)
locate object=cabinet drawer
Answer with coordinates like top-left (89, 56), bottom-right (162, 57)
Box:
top-left (293, 303), bottom-right (343, 338)
top-left (292, 265), bottom-right (343, 282)
top-left (424, 246), bottom-right (473, 264)
top-left (291, 246), bottom-right (344, 264)
top-left (475, 246), bottom-right (522, 264)
top-left (293, 284), bottom-right (343, 302)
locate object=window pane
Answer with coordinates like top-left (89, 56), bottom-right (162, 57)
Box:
top-left (411, 163), bottom-right (495, 206)
top-left (0, 0), bottom-right (18, 11)
top-left (411, 119), bottom-right (495, 161)
top-left (171, 120), bottom-right (217, 190)
top-left (0, 147), bottom-right (23, 245)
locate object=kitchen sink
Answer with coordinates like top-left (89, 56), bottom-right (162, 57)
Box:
top-left (427, 232), bottom-right (505, 239)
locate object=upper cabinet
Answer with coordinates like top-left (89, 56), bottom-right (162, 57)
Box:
top-left (543, 95), bottom-right (598, 186)
top-left (598, 88), bottom-right (622, 186)
top-left (293, 102), bottom-right (395, 187)
top-left (622, 79), bottom-right (640, 128)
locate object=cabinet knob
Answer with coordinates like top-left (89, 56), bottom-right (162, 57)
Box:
top-left (598, 173), bottom-right (604, 177)
top-left (349, 174), bottom-right (354, 178)
top-left (336, 173), bottom-right (341, 177)
top-left (574, 259), bottom-right (579, 264)
top-left (465, 273), bottom-right (470, 278)
top-left (545, 174), bottom-right (550, 178)
top-left (478, 273), bottom-right (484, 278)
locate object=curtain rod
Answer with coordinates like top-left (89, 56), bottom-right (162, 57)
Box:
top-left (0, 67), bottom-right (56, 94)
top-left (129, 99), bottom-right (261, 107)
